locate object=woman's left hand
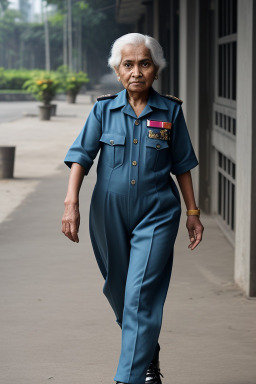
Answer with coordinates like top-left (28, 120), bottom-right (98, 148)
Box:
top-left (186, 216), bottom-right (204, 250)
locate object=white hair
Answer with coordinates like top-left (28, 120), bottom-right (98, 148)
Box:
top-left (108, 33), bottom-right (166, 74)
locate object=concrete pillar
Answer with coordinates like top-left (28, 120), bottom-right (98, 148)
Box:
top-left (153, 0), bottom-right (159, 41)
top-left (179, 0), bottom-right (199, 199)
top-left (153, 0), bottom-right (161, 93)
top-left (198, 0), bottom-right (215, 214)
top-left (235, 0), bottom-right (256, 296)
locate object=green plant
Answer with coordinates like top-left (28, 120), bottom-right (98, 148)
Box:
top-left (56, 66), bottom-right (89, 95)
top-left (23, 73), bottom-right (60, 104)
top-left (0, 68), bottom-right (32, 90)
top-left (0, 67), bottom-right (6, 88)
top-left (66, 72), bottom-right (89, 94)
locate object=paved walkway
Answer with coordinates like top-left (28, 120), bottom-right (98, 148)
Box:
top-left (0, 97), bottom-right (255, 384)
top-left (0, 96), bottom-right (91, 223)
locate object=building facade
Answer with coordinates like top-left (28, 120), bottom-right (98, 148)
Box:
top-left (115, 0), bottom-right (256, 297)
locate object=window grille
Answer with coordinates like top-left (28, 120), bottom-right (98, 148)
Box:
top-left (217, 152), bottom-right (235, 231)
top-left (214, 0), bottom-right (237, 236)
top-left (217, 0), bottom-right (237, 100)
top-left (214, 108), bottom-right (236, 136)
top-left (218, 42), bottom-right (236, 100)
top-left (218, 0), bottom-right (237, 37)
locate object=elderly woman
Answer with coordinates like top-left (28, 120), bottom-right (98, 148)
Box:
top-left (62, 33), bottom-right (204, 384)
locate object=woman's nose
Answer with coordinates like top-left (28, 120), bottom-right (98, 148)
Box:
top-left (132, 65), bottom-right (141, 77)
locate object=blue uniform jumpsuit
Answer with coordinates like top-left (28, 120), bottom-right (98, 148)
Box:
top-left (64, 87), bottom-right (198, 384)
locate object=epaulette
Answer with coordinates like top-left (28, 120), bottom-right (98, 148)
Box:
top-left (97, 94), bottom-right (117, 101)
top-left (163, 94), bottom-right (183, 105)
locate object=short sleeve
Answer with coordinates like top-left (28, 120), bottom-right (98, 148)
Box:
top-left (64, 102), bottom-right (102, 175)
top-left (170, 105), bottom-right (199, 175)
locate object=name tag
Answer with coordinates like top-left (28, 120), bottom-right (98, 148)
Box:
top-left (148, 129), bottom-right (170, 141)
top-left (147, 120), bottom-right (172, 129)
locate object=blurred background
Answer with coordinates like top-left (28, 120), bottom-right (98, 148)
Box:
top-left (0, 0), bottom-right (255, 296)
top-left (0, 0), bottom-right (130, 85)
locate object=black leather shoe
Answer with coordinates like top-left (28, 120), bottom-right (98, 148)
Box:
top-left (145, 344), bottom-right (163, 384)
top-left (145, 361), bottom-right (163, 384)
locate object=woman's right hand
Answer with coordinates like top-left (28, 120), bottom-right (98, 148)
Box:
top-left (62, 201), bottom-right (80, 243)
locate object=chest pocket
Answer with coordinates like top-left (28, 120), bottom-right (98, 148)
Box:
top-left (146, 137), bottom-right (170, 171)
top-left (100, 133), bottom-right (126, 169)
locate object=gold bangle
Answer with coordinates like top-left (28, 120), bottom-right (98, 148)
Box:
top-left (186, 208), bottom-right (200, 217)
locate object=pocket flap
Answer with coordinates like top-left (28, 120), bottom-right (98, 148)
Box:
top-left (146, 137), bottom-right (169, 150)
top-left (100, 133), bottom-right (125, 146)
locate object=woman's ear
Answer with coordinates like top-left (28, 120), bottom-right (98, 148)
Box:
top-left (154, 67), bottom-right (159, 80)
top-left (114, 68), bottom-right (121, 82)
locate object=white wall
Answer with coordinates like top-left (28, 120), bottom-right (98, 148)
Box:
top-left (235, 0), bottom-right (254, 295)
top-left (153, 0), bottom-right (161, 93)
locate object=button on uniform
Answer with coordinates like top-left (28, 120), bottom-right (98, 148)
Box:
top-left (131, 179), bottom-right (136, 185)
top-left (135, 120), bottom-right (140, 126)
top-left (132, 161), bottom-right (137, 166)
top-left (110, 140), bottom-right (114, 145)
top-left (156, 144), bottom-right (161, 149)
top-left (133, 139), bottom-right (138, 144)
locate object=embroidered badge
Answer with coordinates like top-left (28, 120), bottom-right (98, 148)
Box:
top-left (164, 94), bottom-right (183, 104)
top-left (147, 120), bottom-right (172, 129)
top-left (148, 129), bottom-right (170, 141)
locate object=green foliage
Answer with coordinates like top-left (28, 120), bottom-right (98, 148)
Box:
top-left (0, 0), bottom-right (10, 13)
top-left (48, 12), bottom-right (64, 26)
top-left (56, 65), bottom-right (89, 94)
top-left (0, 0), bottom-right (131, 83)
top-left (65, 72), bottom-right (89, 93)
top-left (0, 89), bottom-right (29, 94)
top-left (0, 9), bottom-right (22, 44)
top-left (75, 1), bottom-right (88, 11)
top-left (0, 67), bottom-right (90, 99)
top-left (23, 72), bottom-right (60, 104)
top-left (0, 68), bottom-right (34, 89)
top-left (0, 67), bottom-right (6, 88)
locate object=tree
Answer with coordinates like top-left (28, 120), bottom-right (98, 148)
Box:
top-left (0, 0), bottom-right (131, 81)
top-left (0, 0), bottom-right (9, 14)
top-left (45, 0), bottom-right (131, 81)
top-left (42, 0), bottom-right (50, 70)
top-left (0, 9), bottom-right (22, 68)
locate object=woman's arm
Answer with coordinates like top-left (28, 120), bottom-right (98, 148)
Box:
top-left (176, 170), bottom-right (204, 250)
top-left (62, 163), bottom-right (85, 243)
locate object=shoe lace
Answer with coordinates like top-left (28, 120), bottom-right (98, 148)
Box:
top-left (146, 363), bottom-right (164, 381)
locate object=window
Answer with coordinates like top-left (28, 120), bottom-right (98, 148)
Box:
top-left (215, 108), bottom-right (236, 136)
top-left (213, 0), bottom-right (237, 236)
top-left (217, 152), bottom-right (235, 231)
top-left (217, 0), bottom-right (237, 101)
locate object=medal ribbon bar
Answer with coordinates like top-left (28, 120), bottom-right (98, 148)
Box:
top-left (147, 120), bottom-right (172, 129)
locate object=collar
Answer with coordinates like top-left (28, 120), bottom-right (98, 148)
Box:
top-left (109, 87), bottom-right (169, 113)
top-left (109, 88), bottom-right (127, 110)
top-left (147, 88), bottom-right (169, 111)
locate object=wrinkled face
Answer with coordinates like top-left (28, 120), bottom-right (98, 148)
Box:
top-left (115, 44), bottom-right (157, 93)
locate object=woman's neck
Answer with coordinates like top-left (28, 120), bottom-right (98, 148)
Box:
top-left (127, 89), bottom-right (150, 117)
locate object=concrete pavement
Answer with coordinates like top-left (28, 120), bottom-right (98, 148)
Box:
top-left (0, 97), bottom-right (255, 384)
top-left (0, 100), bottom-right (39, 123)
top-left (0, 96), bottom-right (91, 224)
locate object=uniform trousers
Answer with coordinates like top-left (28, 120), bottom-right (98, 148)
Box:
top-left (89, 181), bottom-right (181, 384)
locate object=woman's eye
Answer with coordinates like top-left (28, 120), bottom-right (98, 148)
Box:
top-left (142, 62), bottom-right (150, 67)
top-left (124, 63), bottom-right (131, 68)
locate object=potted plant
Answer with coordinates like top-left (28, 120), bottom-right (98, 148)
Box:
top-left (65, 72), bottom-right (89, 104)
top-left (23, 74), bottom-right (59, 120)
top-left (56, 66), bottom-right (89, 104)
